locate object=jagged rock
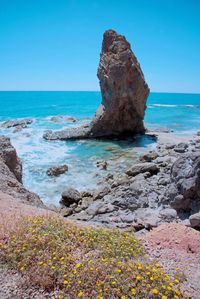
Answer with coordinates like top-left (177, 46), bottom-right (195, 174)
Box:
top-left (168, 152), bottom-right (200, 211)
top-left (60, 188), bottom-right (81, 207)
top-left (94, 185), bottom-right (111, 200)
top-left (47, 165), bottom-right (68, 176)
top-left (174, 142), bottom-right (188, 153)
top-left (1, 119), bottom-right (32, 129)
top-left (0, 136), bottom-right (22, 182)
top-left (43, 29), bottom-right (149, 141)
top-left (126, 162), bottom-right (159, 177)
top-left (0, 135), bottom-right (43, 206)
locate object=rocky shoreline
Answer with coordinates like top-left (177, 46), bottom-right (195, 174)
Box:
top-left (55, 131), bottom-right (200, 232)
top-left (1, 131), bottom-right (200, 232)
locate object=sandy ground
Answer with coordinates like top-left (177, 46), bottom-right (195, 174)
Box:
top-left (0, 191), bottom-right (57, 237)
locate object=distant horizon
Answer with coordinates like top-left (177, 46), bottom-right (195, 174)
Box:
top-left (0, 90), bottom-right (200, 95)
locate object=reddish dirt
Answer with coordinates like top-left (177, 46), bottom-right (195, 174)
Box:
top-left (141, 223), bottom-right (200, 299)
top-left (0, 191), bottom-right (57, 236)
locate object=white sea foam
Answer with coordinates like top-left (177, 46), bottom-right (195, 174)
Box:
top-left (152, 104), bottom-right (178, 107)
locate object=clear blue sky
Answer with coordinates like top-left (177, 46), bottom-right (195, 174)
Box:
top-left (0, 0), bottom-right (200, 92)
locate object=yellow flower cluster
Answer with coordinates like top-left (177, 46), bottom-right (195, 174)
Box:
top-left (0, 216), bottom-right (189, 299)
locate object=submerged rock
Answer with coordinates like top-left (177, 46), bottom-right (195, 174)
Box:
top-left (43, 29), bottom-right (149, 141)
top-left (1, 119), bottom-right (32, 129)
top-left (47, 165), bottom-right (68, 176)
top-left (49, 116), bottom-right (76, 123)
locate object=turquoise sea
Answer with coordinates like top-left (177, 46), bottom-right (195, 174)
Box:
top-left (0, 91), bottom-right (200, 205)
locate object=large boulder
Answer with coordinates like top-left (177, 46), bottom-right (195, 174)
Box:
top-left (167, 152), bottom-right (200, 212)
top-left (43, 29), bottom-right (149, 140)
top-left (60, 188), bottom-right (81, 207)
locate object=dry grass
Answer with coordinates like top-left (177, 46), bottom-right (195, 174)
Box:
top-left (0, 216), bottom-right (188, 299)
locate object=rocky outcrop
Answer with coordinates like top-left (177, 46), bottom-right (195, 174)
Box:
top-left (43, 29), bottom-right (149, 141)
top-left (47, 165), bottom-right (68, 176)
top-left (65, 135), bottom-right (200, 230)
top-left (0, 135), bottom-right (43, 206)
top-left (0, 136), bottom-right (22, 182)
top-left (1, 119), bottom-right (33, 129)
top-left (167, 152), bottom-right (200, 212)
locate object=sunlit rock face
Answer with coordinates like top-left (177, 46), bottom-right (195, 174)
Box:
top-left (43, 29), bottom-right (149, 141)
top-left (90, 29), bottom-right (149, 137)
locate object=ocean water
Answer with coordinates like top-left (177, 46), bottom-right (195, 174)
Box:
top-left (0, 91), bottom-right (200, 205)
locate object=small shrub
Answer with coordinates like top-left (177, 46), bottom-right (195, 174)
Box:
top-left (0, 216), bottom-right (188, 299)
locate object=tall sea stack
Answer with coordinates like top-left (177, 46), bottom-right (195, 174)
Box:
top-left (90, 29), bottom-right (149, 137)
top-left (43, 29), bottom-right (149, 140)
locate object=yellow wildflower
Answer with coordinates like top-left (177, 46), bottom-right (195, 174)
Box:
top-left (131, 288), bottom-right (136, 295)
top-left (78, 291), bottom-right (83, 298)
top-left (152, 288), bottom-right (159, 295)
top-left (162, 296), bottom-right (168, 299)
top-left (136, 275), bottom-right (143, 281)
top-left (76, 263), bottom-right (81, 269)
top-left (63, 280), bottom-right (68, 285)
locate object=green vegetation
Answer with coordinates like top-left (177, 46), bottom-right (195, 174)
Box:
top-left (0, 216), bottom-right (187, 299)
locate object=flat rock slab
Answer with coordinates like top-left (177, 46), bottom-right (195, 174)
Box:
top-left (126, 162), bottom-right (159, 176)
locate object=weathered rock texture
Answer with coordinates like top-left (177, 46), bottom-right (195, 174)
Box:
top-left (90, 29), bottom-right (149, 137)
top-left (1, 119), bottom-right (32, 129)
top-left (0, 136), bottom-right (43, 206)
top-left (64, 135), bottom-right (200, 230)
top-left (43, 29), bottom-right (149, 140)
top-left (167, 152), bottom-right (200, 212)
top-left (0, 136), bottom-right (22, 182)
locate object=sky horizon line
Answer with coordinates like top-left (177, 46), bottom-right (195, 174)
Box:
top-left (1, 1), bottom-right (200, 93)
top-left (0, 90), bottom-right (200, 95)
